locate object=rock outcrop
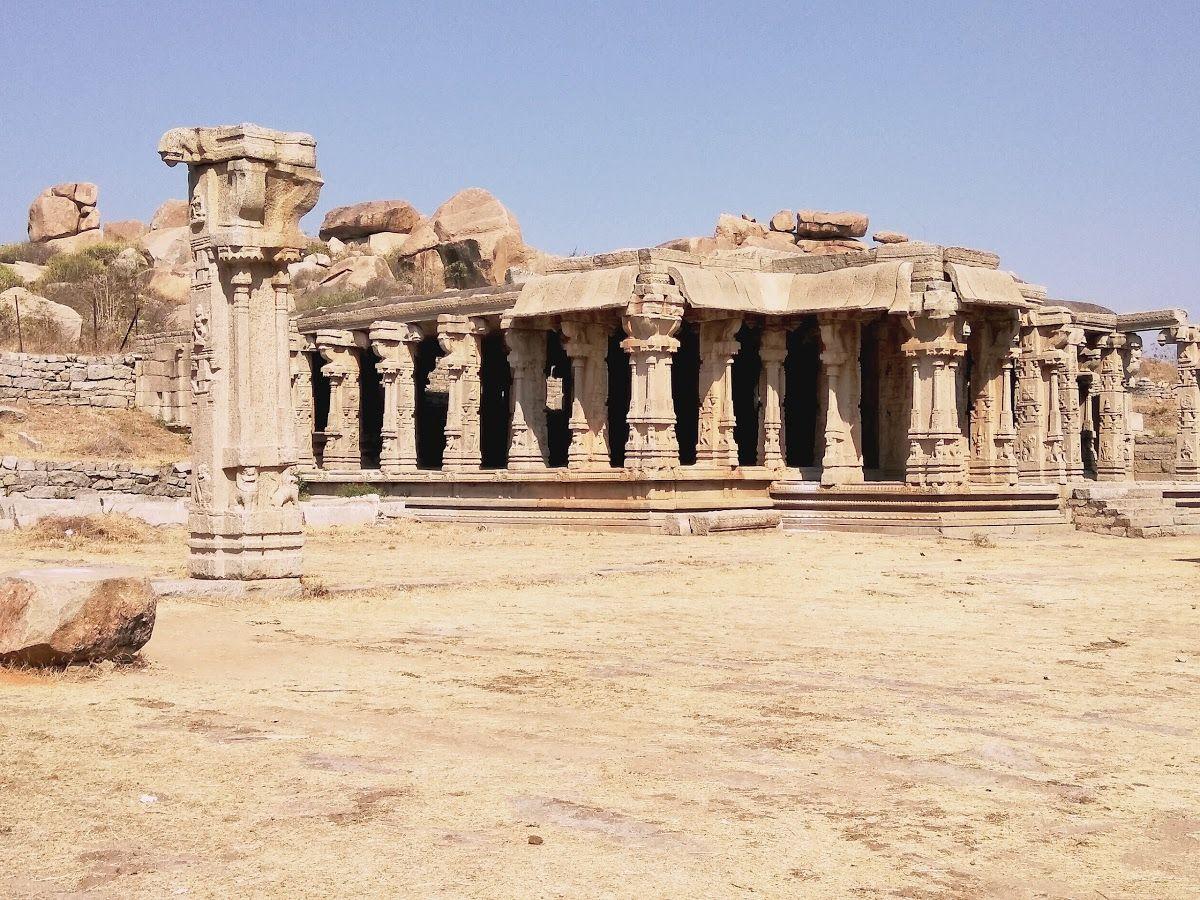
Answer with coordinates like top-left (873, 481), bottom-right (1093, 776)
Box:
top-left (0, 288), bottom-right (84, 344)
top-left (431, 188), bottom-right (527, 286)
top-left (0, 565), bottom-right (155, 666)
top-left (872, 230), bottom-right (909, 244)
top-left (795, 209), bottom-right (869, 239)
top-left (317, 255), bottom-right (395, 292)
top-left (150, 199), bottom-right (189, 231)
top-left (28, 183), bottom-right (100, 243)
top-left (319, 200), bottom-right (422, 240)
top-left (103, 220), bottom-right (148, 243)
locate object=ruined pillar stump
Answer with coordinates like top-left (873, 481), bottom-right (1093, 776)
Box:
top-left (159, 124), bottom-right (321, 580)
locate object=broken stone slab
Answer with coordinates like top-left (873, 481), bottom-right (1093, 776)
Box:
top-left (299, 496), bottom-right (380, 528)
top-left (663, 510), bottom-right (782, 536)
top-left (0, 566), bottom-right (155, 666)
top-left (150, 577), bottom-right (302, 600)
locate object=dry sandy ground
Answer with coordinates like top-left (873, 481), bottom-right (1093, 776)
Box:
top-left (0, 522), bottom-right (1198, 898)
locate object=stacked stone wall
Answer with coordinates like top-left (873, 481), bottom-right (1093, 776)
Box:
top-left (1133, 434), bottom-right (1175, 480)
top-left (0, 457), bottom-right (189, 499)
top-left (133, 329), bottom-right (191, 426)
top-left (0, 352), bottom-right (136, 407)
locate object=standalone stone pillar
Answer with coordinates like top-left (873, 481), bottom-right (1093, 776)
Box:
top-left (818, 314), bottom-right (864, 486)
top-left (1095, 333), bottom-right (1130, 481)
top-left (1159, 325), bottom-right (1200, 480)
top-left (369, 321), bottom-right (422, 473)
top-left (437, 315), bottom-right (485, 472)
top-left (503, 316), bottom-right (549, 471)
top-left (902, 296), bottom-right (968, 488)
top-left (758, 325), bottom-right (788, 471)
top-left (622, 290), bottom-right (683, 472)
top-left (315, 329), bottom-right (361, 472)
top-left (158, 124), bottom-right (321, 580)
top-left (560, 319), bottom-right (611, 469)
top-left (289, 330), bottom-right (316, 468)
top-left (695, 316), bottom-right (742, 468)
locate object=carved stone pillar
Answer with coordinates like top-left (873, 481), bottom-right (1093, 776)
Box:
top-left (818, 314), bottom-right (864, 486)
top-left (369, 321), bottom-right (422, 474)
top-left (1051, 326), bottom-right (1087, 480)
top-left (621, 288), bottom-right (683, 472)
top-left (289, 330), bottom-right (316, 468)
top-left (560, 319), bottom-right (611, 469)
top-left (1095, 333), bottom-right (1130, 481)
top-left (503, 316), bottom-right (549, 471)
top-left (158, 124), bottom-right (321, 580)
top-left (315, 329), bottom-right (361, 472)
top-left (1014, 309), bottom-right (1073, 484)
top-left (437, 314), bottom-right (486, 472)
top-left (758, 324), bottom-right (788, 471)
top-left (695, 316), bottom-right (742, 468)
top-left (1159, 325), bottom-right (1200, 480)
top-left (903, 296), bottom-right (968, 488)
top-left (967, 314), bottom-right (1019, 485)
top-left (1122, 334), bottom-right (1142, 478)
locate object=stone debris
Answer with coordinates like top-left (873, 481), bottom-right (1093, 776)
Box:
top-left (28, 183), bottom-right (100, 243)
top-left (873, 230), bottom-right (909, 244)
top-left (0, 565), bottom-right (155, 666)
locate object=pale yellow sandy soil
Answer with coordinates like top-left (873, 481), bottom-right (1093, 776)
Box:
top-left (0, 522), bottom-right (1198, 898)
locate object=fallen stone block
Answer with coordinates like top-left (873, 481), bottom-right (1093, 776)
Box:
top-left (0, 566), bottom-right (155, 666)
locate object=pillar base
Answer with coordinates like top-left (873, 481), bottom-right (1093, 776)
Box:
top-left (820, 465), bottom-right (865, 487)
top-left (187, 510), bottom-right (304, 580)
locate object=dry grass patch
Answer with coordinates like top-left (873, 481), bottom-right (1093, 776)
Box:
top-left (0, 403), bottom-right (188, 463)
top-left (22, 514), bottom-right (151, 551)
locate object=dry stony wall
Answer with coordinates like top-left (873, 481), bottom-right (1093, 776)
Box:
top-left (1134, 434), bottom-right (1175, 481)
top-left (0, 352), bottom-right (136, 407)
top-left (0, 457), bottom-right (189, 499)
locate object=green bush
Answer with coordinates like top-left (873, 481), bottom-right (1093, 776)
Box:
top-left (0, 241), bottom-right (57, 265)
top-left (333, 483), bottom-right (379, 498)
top-left (37, 251), bottom-right (103, 286)
top-left (0, 264), bottom-right (22, 293)
top-left (79, 241), bottom-right (131, 265)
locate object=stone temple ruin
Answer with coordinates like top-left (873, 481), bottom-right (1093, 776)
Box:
top-left (144, 124), bottom-right (1198, 577)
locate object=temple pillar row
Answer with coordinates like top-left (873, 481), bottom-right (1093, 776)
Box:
top-left (967, 314), bottom-right (1019, 485)
top-left (1095, 333), bottom-right (1130, 481)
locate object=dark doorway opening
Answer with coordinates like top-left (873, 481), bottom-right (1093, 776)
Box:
top-left (785, 318), bottom-right (820, 467)
top-left (672, 321), bottom-right (701, 465)
top-left (309, 353), bottom-right (330, 467)
top-left (546, 331), bottom-right (572, 467)
top-left (479, 331), bottom-right (511, 468)
top-left (859, 318), bottom-right (882, 471)
top-left (356, 347), bottom-right (383, 469)
top-left (607, 329), bottom-right (630, 468)
top-left (415, 336), bottom-right (446, 469)
top-left (731, 324), bottom-right (762, 466)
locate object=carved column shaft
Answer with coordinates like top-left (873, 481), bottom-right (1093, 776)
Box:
top-left (758, 325), bottom-right (788, 471)
top-left (967, 315), bottom-right (1019, 485)
top-left (370, 321), bottom-right (422, 473)
top-left (1159, 326), bottom-right (1200, 480)
top-left (438, 315), bottom-right (485, 472)
top-left (622, 277), bottom-right (683, 472)
top-left (289, 330), bottom-right (316, 468)
top-left (160, 123), bottom-right (321, 580)
top-left (1095, 334), bottom-right (1130, 481)
top-left (504, 319), bottom-right (549, 471)
top-left (315, 329), bottom-right (361, 472)
top-left (903, 303), bottom-right (968, 488)
top-left (696, 316), bottom-right (742, 468)
top-left (818, 314), bottom-right (864, 486)
top-left (560, 319), bottom-right (611, 469)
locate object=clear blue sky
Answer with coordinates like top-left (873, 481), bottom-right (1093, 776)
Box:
top-left (1, 1), bottom-right (1197, 313)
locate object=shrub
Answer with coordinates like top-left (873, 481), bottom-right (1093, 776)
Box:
top-left (0, 306), bottom-right (70, 352)
top-left (23, 514), bottom-right (150, 550)
top-left (0, 242), bottom-right (57, 265)
top-left (0, 264), bottom-right (22, 293)
top-left (38, 251), bottom-right (103, 286)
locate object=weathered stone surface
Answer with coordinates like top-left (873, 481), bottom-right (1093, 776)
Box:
top-left (28, 193), bottom-right (81, 242)
top-left (72, 183), bottom-right (99, 206)
top-left (317, 255), bottom-right (395, 291)
top-left (743, 232), bottom-right (803, 253)
top-left (43, 230), bottom-right (105, 254)
top-left (150, 199), bottom-right (189, 231)
top-left (796, 238), bottom-right (868, 255)
top-left (769, 210), bottom-right (795, 232)
top-left (397, 221), bottom-right (440, 257)
top-left (431, 188), bottom-right (526, 284)
top-left (364, 232), bottom-right (410, 256)
top-left (0, 289), bottom-right (84, 344)
top-left (0, 352), bottom-right (137, 407)
top-left (300, 497), bottom-right (380, 528)
top-left (320, 200), bottom-right (422, 240)
top-left (657, 236), bottom-right (721, 255)
top-left (147, 269), bottom-right (189, 304)
top-left (103, 220), bottom-right (148, 243)
top-left (715, 213), bottom-right (767, 246)
top-left (873, 230), bottom-right (909, 244)
top-left (0, 566), bottom-right (155, 666)
top-left (795, 209), bottom-right (869, 239)
top-left (139, 226), bottom-right (191, 267)
top-left (5, 261), bottom-right (45, 285)
top-left (0, 405), bottom-right (26, 423)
